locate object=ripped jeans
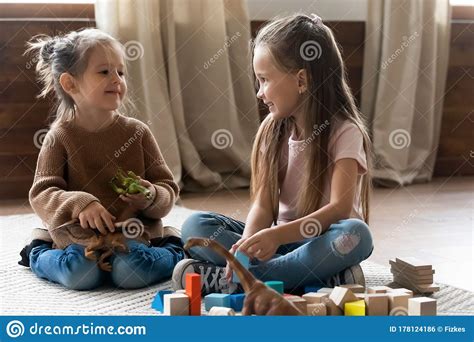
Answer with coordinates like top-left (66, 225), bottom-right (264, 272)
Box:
top-left (181, 212), bottom-right (374, 289)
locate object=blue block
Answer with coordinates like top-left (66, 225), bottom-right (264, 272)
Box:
top-left (204, 293), bottom-right (231, 311)
top-left (151, 290), bottom-right (172, 312)
top-left (232, 250), bottom-right (250, 283)
top-left (230, 293), bottom-right (245, 312)
top-left (265, 281), bottom-right (284, 294)
top-left (304, 285), bottom-right (322, 293)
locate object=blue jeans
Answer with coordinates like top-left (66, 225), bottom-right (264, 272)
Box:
top-left (30, 240), bottom-right (186, 290)
top-left (181, 212), bottom-right (374, 289)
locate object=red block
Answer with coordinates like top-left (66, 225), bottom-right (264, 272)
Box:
top-left (185, 273), bottom-right (201, 316)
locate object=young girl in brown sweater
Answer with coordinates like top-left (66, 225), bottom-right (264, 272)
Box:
top-left (19, 28), bottom-right (185, 290)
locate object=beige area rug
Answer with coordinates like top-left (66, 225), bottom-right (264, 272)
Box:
top-left (1, 209), bottom-right (472, 316)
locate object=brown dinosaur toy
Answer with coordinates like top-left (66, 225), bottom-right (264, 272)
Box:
top-left (84, 232), bottom-right (129, 272)
top-left (184, 238), bottom-right (304, 316)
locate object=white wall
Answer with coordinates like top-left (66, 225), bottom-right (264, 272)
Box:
top-left (245, 0), bottom-right (368, 21)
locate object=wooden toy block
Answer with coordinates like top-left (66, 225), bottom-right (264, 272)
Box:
top-left (265, 280), bottom-right (284, 294)
top-left (408, 297), bottom-right (437, 316)
top-left (185, 273), bottom-right (201, 316)
top-left (390, 260), bottom-right (435, 276)
top-left (317, 287), bottom-right (334, 294)
top-left (392, 275), bottom-right (440, 294)
top-left (340, 284), bottom-right (365, 293)
top-left (329, 286), bottom-right (359, 310)
top-left (230, 293), bottom-right (245, 312)
top-left (391, 266), bottom-right (434, 282)
top-left (151, 290), bottom-right (172, 312)
top-left (163, 293), bottom-right (189, 316)
top-left (355, 293), bottom-right (366, 300)
top-left (208, 306), bottom-right (236, 316)
top-left (395, 257), bottom-right (432, 271)
top-left (304, 285), bottom-right (322, 293)
top-left (232, 250), bottom-right (250, 283)
top-left (344, 300), bottom-right (366, 316)
top-left (283, 294), bottom-right (300, 300)
top-left (364, 294), bottom-right (388, 316)
top-left (302, 292), bottom-right (329, 304)
top-left (387, 288), bottom-right (414, 296)
top-left (204, 293), bottom-right (230, 311)
top-left (286, 297), bottom-right (307, 313)
top-left (367, 286), bottom-right (392, 294)
top-left (322, 297), bottom-right (343, 316)
top-left (388, 292), bottom-right (412, 311)
top-left (307, 303), bottom-right (327, 316)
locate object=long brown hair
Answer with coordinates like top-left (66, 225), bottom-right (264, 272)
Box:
top-left (251, 14), bottom-right (372, 223)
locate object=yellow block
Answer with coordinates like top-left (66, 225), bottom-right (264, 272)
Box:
top-left (344, 300), bottom-right (366, 316)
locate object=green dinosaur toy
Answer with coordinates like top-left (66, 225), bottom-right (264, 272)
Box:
top-left (109, 168), bottom-right (153, 200)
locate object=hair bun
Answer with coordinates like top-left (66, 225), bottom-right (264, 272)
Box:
top-left (41, 38), bottom-right (57, 63)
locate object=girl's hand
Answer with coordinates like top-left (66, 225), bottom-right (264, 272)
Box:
top-left (78, 201), bottom-right (116, 235)
top-left (225, 238), bottom-right (247, 282)
top-left (119, 178), bottom-right (156, 210)
top-left (238, 229), bottom-right (280, 262)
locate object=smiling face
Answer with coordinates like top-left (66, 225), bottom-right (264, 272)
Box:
top-left (253, 45), bottom-right (301, 121)
top-left (73, 44), bottom-right (127, 114)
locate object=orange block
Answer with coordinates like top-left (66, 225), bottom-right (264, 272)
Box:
top-left (185, 273), bottom-right (201, 316)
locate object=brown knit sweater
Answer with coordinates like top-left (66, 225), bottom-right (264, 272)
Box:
top-left (29, 114), bottom-right (180, 249)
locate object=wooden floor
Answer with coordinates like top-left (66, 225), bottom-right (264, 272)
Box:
top-left (1, 176), bottom-right (472, 291)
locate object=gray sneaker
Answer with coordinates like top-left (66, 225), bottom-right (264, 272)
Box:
top-left (172, 259), bottom-right (239, 296)
top-left (327, 264), bottom-right (366, 287)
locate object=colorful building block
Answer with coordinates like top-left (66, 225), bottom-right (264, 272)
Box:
top-left (230, 293), bottom-right (245, 312)
top-left (232, 250), bottom-right (250, 283)
top-left (408, 297), bottom-right (437, 316)
top-left (208, 307), bottom-right (236, 316)
top-left (286, 297), bottom-right (307, 313)
top-left (329, 286), bottom-right (359, 310)
top-left (185, 273), bottom-right (201, 316)
top-left (321, 297), bottom-right (343, 315)
top-left (364, 294), bottom-right (388, 316)
top-left (204, 293), bottom-right (230, 311)
top-left (304, 285), bottom-right (322, 293)
top-left (340, 284), bottom-right (365, 293)
top-left (302, 292), bottom-right (329, 304)
top-left (367, 286), bottom-right (392, 294)
top-left (265, 280), bottom-right (284, 294)
top-left (317, 287), bottom-right (334, 294)
top-left (344, 300), bottom-right (366, 316)
top-left (388, 292), bottom-right (412, 311)
top-left (151, 290), bottom-right (172, 312)
top-left (163, 293), bottom-right (189, 316)
top-left (307, 303), bottom-right (327, 316)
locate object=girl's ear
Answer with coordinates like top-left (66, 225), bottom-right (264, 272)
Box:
top-left (59, 72), bottom-right (78, 95)
top-left (296, 69), bottom-right (308, 93)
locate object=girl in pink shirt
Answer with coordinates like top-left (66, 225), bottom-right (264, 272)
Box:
top-left (174, 13), bottom-right (374, 295)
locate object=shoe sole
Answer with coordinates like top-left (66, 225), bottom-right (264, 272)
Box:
top-left (171, 259), bottom-right (196, 291)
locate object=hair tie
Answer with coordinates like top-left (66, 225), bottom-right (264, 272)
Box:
top-left (310, 13), bottom-right (323, 26)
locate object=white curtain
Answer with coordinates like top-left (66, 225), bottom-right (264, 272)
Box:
top-left (95, 0), bottom-right (260, 191)
top-left (361, 0), bottom-right (451, 186)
